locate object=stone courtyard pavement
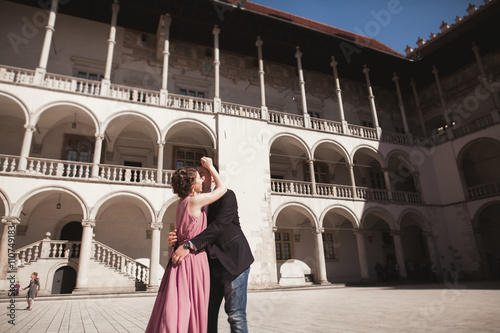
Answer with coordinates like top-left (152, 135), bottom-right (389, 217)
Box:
top-left (2, 280), bottom-right (500, 332)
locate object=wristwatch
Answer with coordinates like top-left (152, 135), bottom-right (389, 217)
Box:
top-left (183, 241), bottom-right (193, 252)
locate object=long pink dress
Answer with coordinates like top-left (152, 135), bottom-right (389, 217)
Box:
top-left (146, 196), bottom-right (210, 333)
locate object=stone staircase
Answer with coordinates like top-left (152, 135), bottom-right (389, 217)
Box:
top-left (14, 233), bottom-right (149, 293)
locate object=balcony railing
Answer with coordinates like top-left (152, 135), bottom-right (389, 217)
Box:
top-left (222, 102), bottom-right (261, 118)
top-left (347, 124), bottom-right (378, 140)
top-left (167, 94), bottom-right (213, 112)
top-left (0, 64), bottom-right (498, 148)
top-left (271, 178), bottom-right (423, 205)
top-left (268, 110), bottom-right (305, 127)
top-left (468, 182), bottom-right (500, 200)
top-left (0, 155), bottom-right (175, 186)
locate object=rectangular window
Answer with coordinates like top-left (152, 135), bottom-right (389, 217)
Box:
top-left (304, 161), bottom-right (329, 184)
top-left (174, 147), bottom-right (206, 169)
top-left (369, 169), bottom-right (385, 189)
top-left (275, 230), bottom-right (293, 260)
top-left (323, 233), bottom-right (335, 259)
top-left (179, 89), bottom-right (205, 98)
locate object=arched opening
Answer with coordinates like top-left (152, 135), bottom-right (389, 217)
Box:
top-left (51, 266), bottom-right (77, 294)
top-left (474, 203), bottom-right (500, 279)
top-left (60, 221), bottom-right (83, 241)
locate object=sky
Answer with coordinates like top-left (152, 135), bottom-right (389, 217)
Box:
top-left (249, 0), bottom-right (485, 54)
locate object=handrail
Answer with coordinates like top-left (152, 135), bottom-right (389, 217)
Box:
top-left (93, 240), bottom-right (149, 284)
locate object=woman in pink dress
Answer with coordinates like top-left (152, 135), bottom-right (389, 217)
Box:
top-left (146, 156), bottom-right (227, 332)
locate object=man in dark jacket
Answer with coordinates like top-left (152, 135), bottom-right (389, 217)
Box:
top-left (170, 165), bottom-right (254, 333)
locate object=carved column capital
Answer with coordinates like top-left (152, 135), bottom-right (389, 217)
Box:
top-left (312, 227), bottom-right (324, 234)
top-left (295, 46), bottom-right (302, 58)
top-left (353, 228), bottom-right (364, 235)
top-left (81, 219), bottom-right (96, 228)
top-left (2, 216), bottom-right (21, 226)
top-left (255, 36), bottom-right (263, 47)
top-left (150, 222), bottom-right (163, 231)
top-left (213, 25), bottom-right (220, 35)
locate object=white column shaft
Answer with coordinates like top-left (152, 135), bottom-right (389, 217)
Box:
top-left (38, 0), bottom-right (58, 69)
top-left (18, 126), bottom-right (35, 171)
top-left (355, 232), bottom-right (369, 280)
top-left (75, 221), bottom-right (94, 290)
top-left (149, 227), bottom-right (161, 288)
top-left (104, 1), bottom-right (119, 80)
top-left (392, 233), bottom-right (408, 278)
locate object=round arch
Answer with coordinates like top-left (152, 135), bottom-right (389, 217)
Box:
top-left (0, 91), bottom-right (31, 127)
top-left (351, 144), bottom-right (386, 168)
top-left (0, 188), bottom-right (11, 217)
top-left (32, 101), bottom-right (100, 135)
top-left (272, 202), bottom-right (318, 229)
top-left (157, 195), bottom-right (181, 224)
top-left (269, 132), bottom-right (312, 159)
top-left (397, 208), bottom-right (431, 232)
top-left (311, 139), bottom-right (351, 164)
top-left (45, 260), bottom-right (79, 294)
top-left (102, 111), bottom-right (161, 142)
top-left (319, 204), bottom-right (359, 229)
top-left (386, 149), bottom-right (418, 173)
top-left (89, 191), bottom-right (156, 224)
top-left (11, 186), bottom-right (88, 219)
top-left (163, 118), bottom-right (217, 146)
top-left (360, 206), bottom-right (397, 230)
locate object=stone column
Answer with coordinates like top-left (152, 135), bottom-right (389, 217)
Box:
top-left (157, 141), bottom-right (165, 184)
top-left (308, 159), bottom-right (317, 195)
top-left (213, 25), bottom-right (221, 113)
top-left (256, 36), bottom-right (268, 120)
top-left (74, 219), bottom-right (95, 293)
top-left (362, 65), bottom-right (381, 139)
top-left (91, 135), bottom-right (104, 178)
top-left (425, 232), bottom-right (440, 273)
top-left (383, 169), bottom-right (393, 200)
top-left (392, 73), bottom-right (413, 144)
top-left (330, 56), bottom-right (348, 134)
top-left (354, 228), bottom-right (369, 281)
top-left (100, 0), bottom-right (119, 96)
top-left (312, 227), bottom-right (329, 285)
top-left (18, 125), bottom-right (36, 172)
top-left (432, 65), bottom-right (454, 139)
top-left (349, 163), bottom-right (357, 198)
top-left (148, 222), bottom-right (163, 291)
top-left (391, 230), bottom-right (408, 279)
top-left (472, 43), bottom-right (500, 118)
top-left (0, 217), bottom-right (20, 290)
top-left (295, 47), bottom-right (311, 128)
top-left (159, 14), bottom-right (172, 106)
top-left (34, 0), bottom-right (58, 85)
top-left (410, 77), bottom-right (427, 137)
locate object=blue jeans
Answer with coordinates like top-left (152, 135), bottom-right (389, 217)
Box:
top-left (208, 260), bottom-right (250, 333)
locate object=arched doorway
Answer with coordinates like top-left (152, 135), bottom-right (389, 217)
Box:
top-left (474, 203), bottom-right (500, 279)
top-left (51, 266), bottom-right (77, 294)
top-left (60, 221), bottom-right (83, 241)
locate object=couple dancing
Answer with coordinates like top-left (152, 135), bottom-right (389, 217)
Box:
top-left (146, 157), bottom-right (254, 332)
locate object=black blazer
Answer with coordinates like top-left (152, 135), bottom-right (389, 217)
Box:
top-left (190, 189), bottom-right (254, 276)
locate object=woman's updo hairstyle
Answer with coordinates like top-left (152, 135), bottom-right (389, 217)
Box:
top-left (172, 167), bottom-right (198, 199)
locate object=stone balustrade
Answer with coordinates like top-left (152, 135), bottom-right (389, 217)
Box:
top-left (93, 241), bottom-right (149, 285)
